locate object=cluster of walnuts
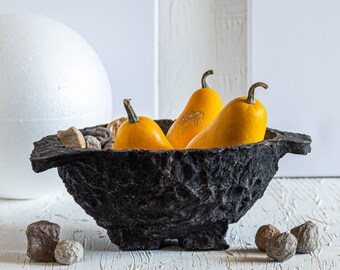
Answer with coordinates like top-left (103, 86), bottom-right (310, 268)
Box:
top-left (255, 221), bottom-right (319, 262)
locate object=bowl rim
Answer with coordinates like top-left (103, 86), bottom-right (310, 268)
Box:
top-left (30, 121), bottom-right (312, 173)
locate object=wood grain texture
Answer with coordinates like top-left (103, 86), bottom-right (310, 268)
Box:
top-left (158, 0), bottom-right (247, 119)
top-left (0, 178), bottom-right (339, 269)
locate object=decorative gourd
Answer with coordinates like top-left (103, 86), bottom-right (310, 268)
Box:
top-left (114, 99), bottom-right (173, 150)
top-left (186, 82), bottom-right (268, 149)
top-left (166, 70), bottom-right (223, 149)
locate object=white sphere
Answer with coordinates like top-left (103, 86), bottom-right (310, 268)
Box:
top-left (0, 14), bottom-right (113, 199)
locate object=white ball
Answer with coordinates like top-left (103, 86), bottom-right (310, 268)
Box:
top-left (0, 14), bottom-right (113, 199)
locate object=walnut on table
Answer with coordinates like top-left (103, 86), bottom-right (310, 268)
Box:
top-left (54, 240), bottom-right (84, 265)
top-left (291, 221), bottom-right (319, 254)
top-left (265, 232), bottom-right (298, 262)
top-left (255, 224), bottom-right (281, 252)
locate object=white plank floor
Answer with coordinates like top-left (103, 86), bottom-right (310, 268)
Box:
top-left (0, 178), bottom-right (339, 269)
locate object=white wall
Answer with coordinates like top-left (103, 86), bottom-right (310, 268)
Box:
top-left (0, 0), bottom-right (158, 119)
top-left (250, 0), bottom-right (340, 176)
top-left (2, 0), bottom-right (332, 177)
top-left (158, 0), bottom-right (247, 119)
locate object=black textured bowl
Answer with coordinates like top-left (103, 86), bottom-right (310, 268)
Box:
top-left (30, 120), bottom-right (311, 251)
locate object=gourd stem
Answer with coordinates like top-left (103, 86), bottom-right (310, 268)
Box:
top-left (246, 82), bottom-right (268, 104)
top-left (123, 99), bottom-right (139, 123)
top-left (201, 70), bottom-right (214, 88)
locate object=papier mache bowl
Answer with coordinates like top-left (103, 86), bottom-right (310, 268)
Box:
top-left (30, 120), bottom-right (311, 251)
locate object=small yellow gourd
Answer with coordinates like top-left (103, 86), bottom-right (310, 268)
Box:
top-left (114, 99), bottom-right (173, 150)
top-left (166, 70), bottom-right (223, 149)
top-left (186, 82), bottom-right (268, 149)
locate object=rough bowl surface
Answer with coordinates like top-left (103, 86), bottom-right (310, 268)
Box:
top-left (30, 120), bottom-right (311, 251)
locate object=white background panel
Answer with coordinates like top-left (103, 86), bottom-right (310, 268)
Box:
top-left (250, 0), bottom-right (340, 176)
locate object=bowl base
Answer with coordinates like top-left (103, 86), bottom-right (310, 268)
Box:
top-left (107, 224), bottom-right (229, 251)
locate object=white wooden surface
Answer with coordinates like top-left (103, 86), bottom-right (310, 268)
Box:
top-left (0, 178), bottom-right (339, 269)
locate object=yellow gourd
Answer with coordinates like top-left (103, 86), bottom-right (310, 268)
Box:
top-left (166, 70), bottom-right (223, 149)
top-left (186, 82), bottom-right (268, 149)
top-left (114, 99), bottom-right (173, 150)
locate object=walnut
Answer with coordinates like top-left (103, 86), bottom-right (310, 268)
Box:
top-left (103, 140), bottom-right (114, 150)
top-left (265, 232), bottom-right (297, 262)
top-left (54, 240), bottom-right (84, 265)
top-left (107, 117), bottom-right (127, 142)
top-left (57, 126), bottom-right (85, 148)
top-left (84, 135), bottom-right (101, 150)
top-left (291, 221), bottom-right (319, 253)
top-left (26, 220), bottom-right (60, 262)
top-left (255, 224), bottom-right (281, 251)
top-left (89, 127), bottom-right (112, 147)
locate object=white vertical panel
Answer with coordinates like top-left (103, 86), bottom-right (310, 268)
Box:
top-left (153, 0), bottom-right (159, 117)
top-left (159, 0), bottom-right (247, 119)
top-left (0, 0), bottom-right (158, 119)
top-left (250, 0), bottom-right (340, 176)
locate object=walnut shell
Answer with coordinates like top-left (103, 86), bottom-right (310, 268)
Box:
top-left (54, 240), bottom-right (84, 265)
top-left (291, 221), bottom-right (319, 253)
top-left (84, 135), bottom-right (101, 150)
top-left (266, 232), bottom-right (297, 262)
top-left (57, 127), bottom-right (85, 148)
top-left (26, 220), bottom-right (60, 262)
top-left (83, 127), bottom-right (112, 147)
top-left (107, 117), bottom-right (128, 142)
top-left (255, 224), bottom-right (281, 251)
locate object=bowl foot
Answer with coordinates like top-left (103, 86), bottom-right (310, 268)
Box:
top-left (178, 225), bottom-right (229, 250)
top-left (108, 229), bottom-right (162, 251)
top-left (107, 225), bottom-right (229, 251)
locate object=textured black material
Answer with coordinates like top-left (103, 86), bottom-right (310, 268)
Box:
top-left (30, 120), bottom-right (311, 251)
